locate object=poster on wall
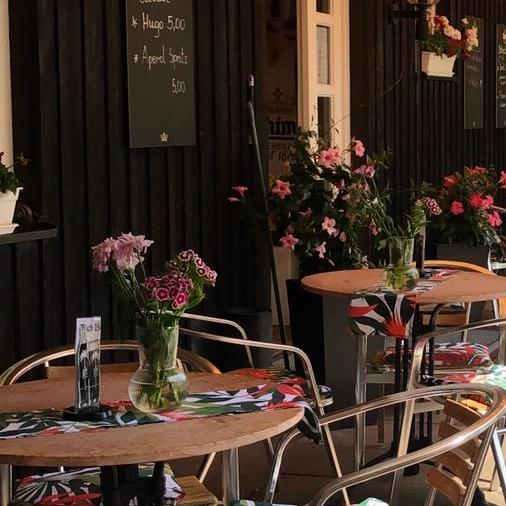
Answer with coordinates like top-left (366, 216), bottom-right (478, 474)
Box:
top-left (126, 0), bottom-right (196, 148)
top-left (497, 24), bottom-right (506, 127)
top-left (464, 16), bottom-right (484, 130)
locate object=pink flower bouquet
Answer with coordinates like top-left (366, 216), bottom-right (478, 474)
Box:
top-left (92, 234), bottom-right (216, 412)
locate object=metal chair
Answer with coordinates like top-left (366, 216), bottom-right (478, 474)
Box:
top-left (178, 326), bottom-right (350, 504)
top-left (259, 383), bottom-right (506, 506)
top-left (0, 338), bottom-right (220, 506)
top-left (404, 318), bottom-right (506, 504)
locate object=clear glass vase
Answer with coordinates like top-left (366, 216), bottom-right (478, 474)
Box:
top-left (128, 323), bottom-right (188, 413)
top-left (382, 237), bottom-right (419, 292)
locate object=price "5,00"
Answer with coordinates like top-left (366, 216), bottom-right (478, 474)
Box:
top-left (170, 78), bottom-right (186, 95)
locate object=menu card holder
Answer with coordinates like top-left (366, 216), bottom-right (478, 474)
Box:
top-left (63, 317), bottom-right (112, 421)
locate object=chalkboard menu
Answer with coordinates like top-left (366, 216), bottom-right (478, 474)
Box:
top-left (126, 0), bottom-right (196, 148)
top-left (464, 16), bottom-right (484, 130)
top-left (497, 24), bottom-right (506, 128)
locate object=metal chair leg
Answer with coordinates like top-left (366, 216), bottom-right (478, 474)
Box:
top-left (197, 452), bottom-right (216, 483)
top-left (222, 449), bottom-right (240, 505)
top-left (321, 424), bottom-right (350, 505)
top-left (0, 464), bottom-right (11, 506)
top-left (355, 334), bottom-right (368, 471)
top-left (491, 430), bottom-right (506, 503)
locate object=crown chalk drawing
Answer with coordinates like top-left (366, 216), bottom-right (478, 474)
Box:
top-left (160, 132), bottom-right (169, 143)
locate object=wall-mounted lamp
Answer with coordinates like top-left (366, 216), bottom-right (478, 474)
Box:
top-left (391, 0), bottom-right (441, 40)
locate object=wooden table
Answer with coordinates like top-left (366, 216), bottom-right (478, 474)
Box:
top-left (0, 371), bottom-right (303, 504)
top-left (302, 268), bottom-right (506, 469)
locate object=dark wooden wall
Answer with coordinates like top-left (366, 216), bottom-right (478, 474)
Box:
top-left (350, 0), bottom-right (506, 217)
top-left (1, 0), bottom-right (269, 372)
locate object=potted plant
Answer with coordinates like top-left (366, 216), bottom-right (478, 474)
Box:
top-left (0, 152), bottom-right (28, 232)
top-left (421, 16), bottom-right (478, 78)
top-left (421, 166), bottom-right (504, 267)
top-left (229, 130), bottom-right (383, 378)
top-left (92, 233), bottom-right (217, 413)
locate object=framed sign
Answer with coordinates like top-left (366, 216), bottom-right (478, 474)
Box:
top-left (126, 0), bottom-right (196, 148)
top-left (464, 16), bottom-right (484, 130)
top-left (497, 24), bottom-right (506, 128)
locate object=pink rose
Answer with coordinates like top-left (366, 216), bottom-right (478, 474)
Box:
top-left (450, 200), bottom-right (465, 215)
top-left (443, 175), bottom-right (458, 188)
top-left (488, 211), bottom-right (503, 228)
top-left (279, 233), bottom-right (299, 250)
top-left (354, 139), bottom-right (365, 157)
top-left (271, 179), bottom-right (292, 199)
top-left (469, 194), bottom-right (484, 209)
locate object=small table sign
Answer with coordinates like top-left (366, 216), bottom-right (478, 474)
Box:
top-left (63, 317), bottom-right (112, 421)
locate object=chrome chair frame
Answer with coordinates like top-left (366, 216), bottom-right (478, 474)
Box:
top-left (400, 317), bottom-right (506, 505)
top-left (178, 327), bottom-right (350, 504)
top-left (261, 384), bottom-right (506, 506)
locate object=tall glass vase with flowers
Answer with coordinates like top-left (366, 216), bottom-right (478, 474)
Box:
top-left (349, 171), bottom-right (442, 291)
top-left (92, 234), bottom-right (217, 413)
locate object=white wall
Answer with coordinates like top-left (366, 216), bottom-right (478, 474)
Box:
top-left (0, 0), bottom-right (12, 165)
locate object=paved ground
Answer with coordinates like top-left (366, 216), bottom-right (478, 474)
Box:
top-left (172, 421), bottom-right (505, 505)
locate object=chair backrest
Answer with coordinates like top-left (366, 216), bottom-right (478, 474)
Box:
top-left (306, 383), bottom-right (506, 506)
top-left (0, 340), bottom-right (220, 386)
top-left (424, 399), bottom-right (487, 506)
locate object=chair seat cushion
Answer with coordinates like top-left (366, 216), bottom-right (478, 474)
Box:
top-left (12, 464), bottom-right (183, 505)
top-left (372, 342), bottom-right (492, 370)
top-left (230, 368), bottom-right (333, 403)
top-left (427, 364), bottom-right (506, 390)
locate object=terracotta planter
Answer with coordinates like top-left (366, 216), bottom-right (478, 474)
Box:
top-left (0, 187), bottom-right (21, 226)
top-left (421, 52), bottom-right (457, 78)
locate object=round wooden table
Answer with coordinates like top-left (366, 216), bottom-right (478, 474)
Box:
top-left (0, 371), bottom-right (303, 504)
top-left (302, 268), bottom-right (506, 304)
top-left (302, 268), bottom-right (506, 470)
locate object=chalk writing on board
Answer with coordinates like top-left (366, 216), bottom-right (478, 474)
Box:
top-left (497, 25), bottom-right (506, 128)
top-left (126, 0), bottom-right (196, 148)
top-left (464, 16), bottom-right (484, 130)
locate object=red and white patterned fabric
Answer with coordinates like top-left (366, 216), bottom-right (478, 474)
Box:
top-left (433, 342), bottom-right (492, 368)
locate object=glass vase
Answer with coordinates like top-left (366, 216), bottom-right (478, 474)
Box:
top-left (382, 237), bottom-right (419, 292)
top-left (128, 323), bottom-right (188, 413)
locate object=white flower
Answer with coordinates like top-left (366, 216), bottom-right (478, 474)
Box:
top-left (462, 17), bottom-right (469, 26)
top-left (439, 16), bottom-right (450, 27)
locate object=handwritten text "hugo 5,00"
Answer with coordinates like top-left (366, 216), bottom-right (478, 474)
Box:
top-left (142, 12), bottom-right (186, 38)
top-left (142, 45), bottom-right (189, 70)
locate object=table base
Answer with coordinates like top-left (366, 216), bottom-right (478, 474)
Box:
top-left (101, 462), bottom-right (166, 506)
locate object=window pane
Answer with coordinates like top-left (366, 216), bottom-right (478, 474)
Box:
top-left (317, 25), bottom-right (330, 85)
top-left (317, 0), bottom-right (331, 14)
top-left (318, 96), bottom-right (331, 142)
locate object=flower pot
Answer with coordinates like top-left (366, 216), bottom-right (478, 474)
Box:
top-left (286, 279), bottom-right (326, 384)
top-left (435, 243), bottom-right (491, 269)
top-left (0, 187), bottom-right (21, 225)
top-left (421, 52), bottom-right (457, 78)
top-left (128, 323), bottom-right (188, 413)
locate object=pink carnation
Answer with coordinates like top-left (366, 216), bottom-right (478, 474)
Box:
top-left (469, 194), bottom-right (484, 209)
top-left (113, 233), bottom-right (153, 271)
top-left (450, 200), bottom-right (465, 215)
top-left (91, 237), bottom-right (117, 273)
top-left (488, 211), bottom-right (503, 228)
top-left (443, 175), bottom-right (458, 188)
top-left (232, 186), bottom-right (248, 197)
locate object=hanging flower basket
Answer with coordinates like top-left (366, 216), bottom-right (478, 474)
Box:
top-left (421, 52), bottom-right (457, 78)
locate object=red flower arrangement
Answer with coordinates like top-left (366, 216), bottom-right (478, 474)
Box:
top-left (421, 166), bottom-right (504, 247)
